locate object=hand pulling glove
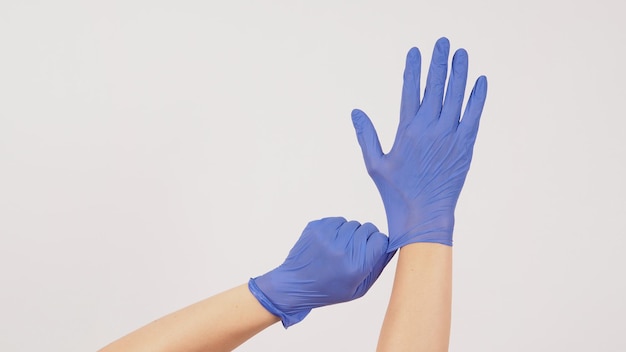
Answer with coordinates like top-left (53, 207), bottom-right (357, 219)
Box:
top-left (350, 37), bottom-right (488, 250)
top-left (249, 217), bottom-right (394, 328)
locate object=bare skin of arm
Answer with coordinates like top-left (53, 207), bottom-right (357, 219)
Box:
top-left (352, 37), bottom-right (486, 352)
top-left (377, 243), bottom-right (452, 352)
top-left (98, 283), bottom-right (280, 352)
top-left (98, 217), bottom-right (392, 352)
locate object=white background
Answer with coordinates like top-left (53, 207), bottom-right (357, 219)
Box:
top-left (1, 1), bottom-right (625, 351)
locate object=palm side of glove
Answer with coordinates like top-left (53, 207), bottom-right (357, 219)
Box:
top-left (249, 217), bottom-right (393, 328)
top-left (350, 37), bottom-right (488, 251)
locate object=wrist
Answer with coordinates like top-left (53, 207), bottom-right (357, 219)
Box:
top-left (248, 276), bottom-right (310, 329)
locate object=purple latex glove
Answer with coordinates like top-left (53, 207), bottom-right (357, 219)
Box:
top-left (350, 37), bottom-right (488, 250)
top-left (249, 217), bottom-right (394, 328)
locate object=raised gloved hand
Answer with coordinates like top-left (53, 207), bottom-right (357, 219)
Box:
top-left (248, 217), bottom-right (393, 328)
top-left (350, 37), bottom-right (488, 251)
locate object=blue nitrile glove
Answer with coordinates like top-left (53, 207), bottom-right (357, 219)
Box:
top-left (248, 217), bottom-right (394, 328)
top-left (350, 37), bottom-right (488, 251)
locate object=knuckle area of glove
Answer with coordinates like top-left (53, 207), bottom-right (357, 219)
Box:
top-left (323, 249), bottom-right (363, 276)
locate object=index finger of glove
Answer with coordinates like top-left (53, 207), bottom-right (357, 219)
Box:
top-left (352, 223), bottom-right (388, 268)
top-left (337, 220), bottom-right (362, 245)
top-left (304, 217), bottom-right (346, 237)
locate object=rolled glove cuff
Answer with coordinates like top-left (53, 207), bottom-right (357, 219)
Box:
top-left (247, 277), bottom-right (310, 328)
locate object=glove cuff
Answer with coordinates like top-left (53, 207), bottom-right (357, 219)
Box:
top-left (387, 228), bottom-right (453, 252)
top-left (248, 277), bottom-right (310, 328)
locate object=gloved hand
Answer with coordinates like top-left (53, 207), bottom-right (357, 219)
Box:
top-left (248, 217), bottom-right (394, 328)
top-left (350, 37), bottom-right (488, 251)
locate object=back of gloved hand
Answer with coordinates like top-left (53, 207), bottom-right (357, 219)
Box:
top-left (350, 37), bottom-right (488, 251)
top-left (249, 217), bottom-right (394, 328)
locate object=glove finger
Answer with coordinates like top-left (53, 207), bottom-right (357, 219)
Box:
top-left (439, 48), bottom-right (469, 130)
top-left (351, 109), bottom-right (384, 171)
top-left (397, 47), bottom-right (422, 135)
top-left (314, 216), bottom-right (347, 230)
top-left (358, 222), bottom-right (380, 236)
top-left (353, 234), bottom-right (394, 299)
top-left (337, 220), bottom-right (361, 244)
top-left (364, 231), bottom-right (390, 270)
top-left (417, 37), bottom-right (450, 124)
top-left (346, 222), bottom-right (375, 268)
top-left (352, 222), bottom-right (387, 270)
top-left (458, 75), bottom-right (488, 139)
top-left (303, 217), bottom-right (346, 241)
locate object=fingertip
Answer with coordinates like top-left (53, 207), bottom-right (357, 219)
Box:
top-left (451, 50), bottom-right (468, 81)
top-left (319, 216), bottom-right (347, 228)
top-left (470, 76), bottom-right (488, 103)
top-left (453, 48), bottom-right (468, 65)
top-left (407, 47), bottom-right (421, 63)
top-left (431, 38), bottom-right (450, 69)
top-left (351, 109), bottom-right (366, 127)
top-left (458, 76), bottom-right (488, 133)
top-left (436, 37), bottom-right (450, 52)
top-left (478, 75), bottom-right (488, 93)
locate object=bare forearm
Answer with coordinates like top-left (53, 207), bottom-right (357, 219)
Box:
top-left (98, 283), bottom-right (280, 352)
top-left (377, 243), bottom-right (452, 352)
top-left (97, 217), bottom-right (393, 352)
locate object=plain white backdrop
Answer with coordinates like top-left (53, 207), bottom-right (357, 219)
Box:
top-left (1, 1), bottom-right (625, 351)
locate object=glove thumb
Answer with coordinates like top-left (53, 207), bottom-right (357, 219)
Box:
top-left (351, 109), bottom-right (383, 171)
